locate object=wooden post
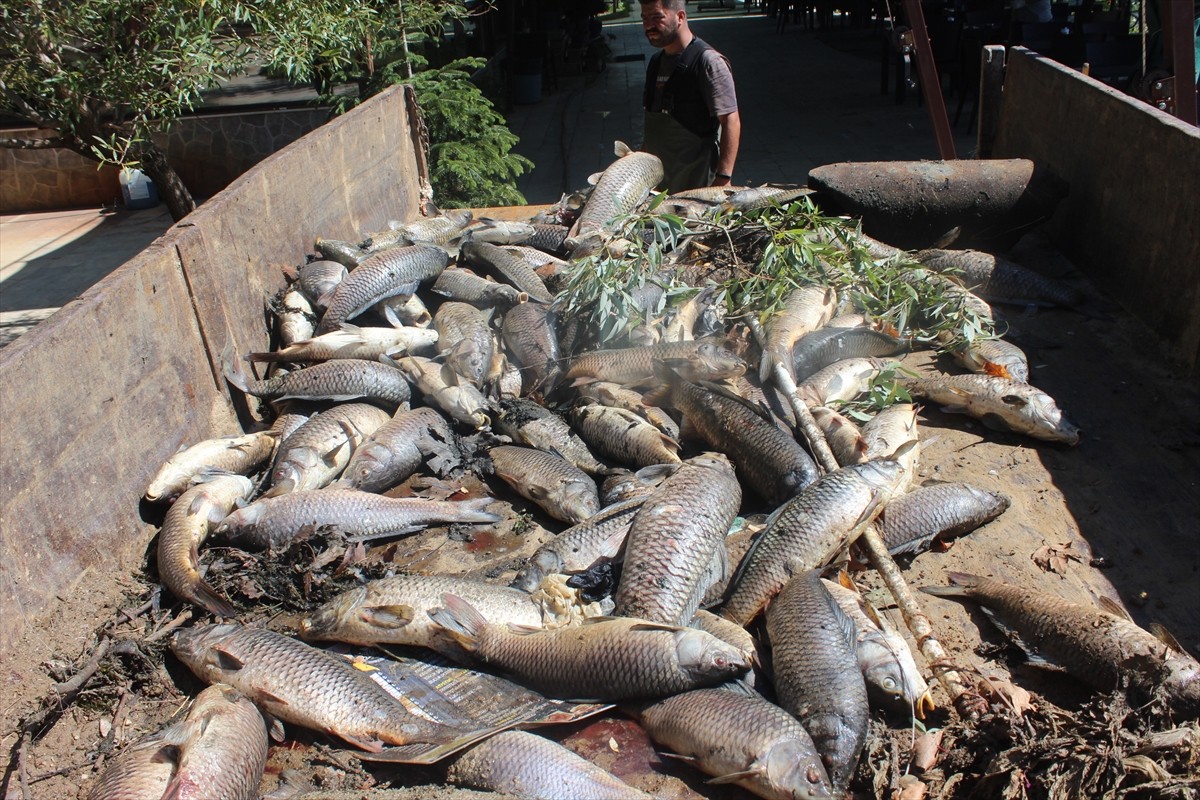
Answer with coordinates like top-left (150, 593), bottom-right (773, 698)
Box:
top-left (1167, 0), bottom-right (1197, 125)
top-left (977, 45), bottom-right (1007, 158)
top-left (901, 0), bottom-right (958, 159)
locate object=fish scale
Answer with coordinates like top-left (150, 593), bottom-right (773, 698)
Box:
top-left (447, 730), bottom-right (651, 799)
top-left (567, 144), bottom-right (664, 253)
top-left (233, 359), bottom-right (411, 406)
top-left (460, 241), bottom-right (553, 303)
top-left (902, 372), bottom-right (1080, 444)
top-left (766, 569), bottom-right (869, 797)
top-left (431, 267), bottom-right (526, 307)
top-left (721, 460), bottom-right (905, 626)
top-left (667, 376), bottom-right (818, 505)
top-left (878, 482), bottom-right (1010, 556)
top-left (921, 572), bottom-right (1200, 716)
top-left (500, 300), bottom-right (561, 394)
top-left (267, 403), bottom-right (393, 495)
top-left (339, 406), bottom-right (460, 493)
top-left (637, 687), bottom-right (835, 800)
top-left (171, 624), bottom-right (462, 751)
top-left (495, 397), bottom-right (609, 475)
top-left (489, 445), bottom-right (600, 524)
top-left (429, 598), bottom-right (748, 701)
top-left (566, 340), bottom-right (745, 387)
top-left (216, 489), bottom-right (498, 550)
top-left (614, 453), bottom-right (741, 626)
top-left (166, 684), bottom-right (269, 800)
top-left (568, 403), bottom-right (681, 469)
top-left (316, 244), bottom-right (449, 334)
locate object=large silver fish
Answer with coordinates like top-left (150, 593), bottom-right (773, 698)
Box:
top-left (145, 431), bottom-right (277, 503)
top-left (615, 453), bottom-right (741, 626)
top-left (265, 402), bottom-right (392, 496)
top-left (877, 482), bottom-right (1010, 556)
top-left (636, 686), bottom-right (834, 800)
top-left (171, 624), bottom-right (466, 752)
top-left (566, 141), bottom-right (664, 256)
top-left (316, 244), bottom-right (449, 334)
top-left (489, 445), bottom-right (600, 524)
top-left (722, 460), bottom-right (906, 626)
top-left (511, 498), bottom-right (645, 592)
top-left (922, 573), bottom-right (1200, 717)
top-left (760, 285), bottom-right (838, 382)
top-left (337, 406), bottom-right (461, 493)
top-left (429, 595), bottom-right (748, 701)
top-left (903, 372), bottom-right (1080, 445)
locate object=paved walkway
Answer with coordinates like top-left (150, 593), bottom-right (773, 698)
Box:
top-left (1, 8), bottom-right (976, 347)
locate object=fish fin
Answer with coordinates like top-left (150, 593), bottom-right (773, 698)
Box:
top-left (627, 621), bottom-right (686, 633)
top-left (258, 688), bottom-right (292, 707)
top-left (822, 581), bottom-right (859, 649)
top-left (707, 769), bottom-right (759, 785)
top-left (335, 732), bottom-right (385, 753)
top-left (1097, 595), bottom-right (1133, 621)
top-left (697, 379), bottom-right (777, 425)
top-left (614, 140), bottom-right (632, 157)
top-left (321, 438), bottom-right (350, 467)
top-left (222, 345), bottom-right (250, 394)
top-left (1149, 623), bottom-right (1185, 654)
top-left (192, 581), bottom-right (238, 619)
top-left (426, 593), bottom-right (484, 650)
top-left (383, 305), bottom-right (405, 329)
top-left (361, 605), bottom-right (416, 629)
top-left (587, 171), bottom-right (605, 186)
top-left (267, 716), bottom-right (287, 742)
top-left (211, 645), bottom-right (245, 671)
top-left (655, 751), bottom-right (702, 766)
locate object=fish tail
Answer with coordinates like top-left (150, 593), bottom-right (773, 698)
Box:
top-left (427, 593), bottom-right (485, 651)
top-left (191, 580), bottom-right (238, 618)
top-left (221, 346), bottom-right (250, 393)
top-left (919, 571), bottom-right (982, 599)
top-left (455, 497), bottom-right (502, 523)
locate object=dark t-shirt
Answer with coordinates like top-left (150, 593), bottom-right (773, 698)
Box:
top-left (650, 48), bottom-right (738, 119)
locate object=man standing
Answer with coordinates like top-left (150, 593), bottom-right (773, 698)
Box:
top-left (640, 0), bottom-right (741, 192)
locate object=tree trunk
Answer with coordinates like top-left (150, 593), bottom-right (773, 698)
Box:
top-left (135, 142), bottom-right (196, 222)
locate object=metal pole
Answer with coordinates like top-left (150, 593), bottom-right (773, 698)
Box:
top-left (902, 0), bottom-right (958, 158)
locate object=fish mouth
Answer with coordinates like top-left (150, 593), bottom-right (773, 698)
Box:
top-left (915, 689), bottom-right (936, 719)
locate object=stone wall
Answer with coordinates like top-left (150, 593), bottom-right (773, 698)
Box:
top-left (0, 107), bottom-right (329, 213)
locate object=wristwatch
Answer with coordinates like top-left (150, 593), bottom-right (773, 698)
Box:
top-left (716, 172), bottom-right (732, 180)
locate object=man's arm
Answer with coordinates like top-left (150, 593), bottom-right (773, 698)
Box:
top-left (713, 110), bottom-right (741, 186)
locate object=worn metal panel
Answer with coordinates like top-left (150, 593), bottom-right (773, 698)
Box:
top-left (0, 240), bottom-right (239, 656)
top-left (994, 48), bottom-right (1200, 371)
top-left (0, 84), bottom-right (425, 673)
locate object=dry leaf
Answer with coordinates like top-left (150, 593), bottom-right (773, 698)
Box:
top-left (237, 576), bottom-right (265, 600)
top-left (912, 729), bottom-right (943, 771)
top-left (1032, 541), bottom-right (1085, 574)
top-left (979, 675), bottom-right (1035, 716)
top-left (893, 774), bottom-right (927, 800)
top-left (608, 736), bottom-right (620, 752)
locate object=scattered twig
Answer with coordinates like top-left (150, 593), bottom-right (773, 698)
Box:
top-left (857, 524), bottom-right (987, 721)
top-left (144, 608), bottom-right (192, 644)
top-left (50, 637), bottom-right (111, 697)
top-left (16, 733), bottom-right (33, 800)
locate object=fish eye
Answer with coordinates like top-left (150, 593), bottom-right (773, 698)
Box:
top-left (883, 676), bottom-right (897, 690)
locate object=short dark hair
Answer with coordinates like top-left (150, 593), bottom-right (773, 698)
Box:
top-left (640, 0), bottom-right (686, 10)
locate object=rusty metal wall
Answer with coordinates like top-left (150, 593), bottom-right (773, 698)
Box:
top-left (0, 84), bottom-right (423, 665)
top-left (993, 48), bottom-right (1200, 371)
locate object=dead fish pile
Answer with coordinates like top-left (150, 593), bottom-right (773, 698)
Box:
top-left (91, 145), bottom-right (1199, 800)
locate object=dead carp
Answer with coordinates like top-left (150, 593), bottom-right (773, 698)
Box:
top-left (495, 397), bottom-right (610, 476)
top-left (937, 331), bottom-right (1030, 383)
top-left (790, 326), bottom-right (910, 384)
top-left (246, 324), bottom-right (438, 364)
top-left (566, 340), bottom-right (746, 388)
top-left (157, 474), bottom-right (255, 617)
top-left (636, 686), bottom-right (834, 800)
top-left (903, 372), bottom-right (1080, 445)
top-left (823, 578), bottom-right (933, 718)
top-left (171, 624), bottom-right (464, 752)
top-left (296, 259), bottom-right (348, 309)
top-left (568, 402), bottom-right (682, 469)
top-left (216, 489), bottom-right (499, 549)
top-left (501, 300), bottom-right (562, 395)
top-left (446, 729), bottom-right (651, 799)
top-left (431, 267), bottom-right (527, 308)
top-left (722, 460), bottom-right (906, 626)
top-left (664, 375), bottom-right (818, 505)
top-left (766, 569), bottom-right (869, 796)
top-left (760, 285), bottom-right (838, 382)
top-left (811, 407), bottom-right (868, 467)
top-left (265, 402), bottom-right (392, 495)
top-left (336, 406), bottom-right (461, 493)
top-left (877, 482), bottom-right (1010, 556)
top-left (917, 248), bottom-right (1087, 309)
top-left (428, 595), bottom-right (748, 701)
top-left (225, 357), bottom-right (411, 407)
top-left (489, 444), bottom-right (601, 524)
top-left (511, 498), bottom-right (645, 593)
top-left (316, 244), bottom-right (449, 335)
top-left (615, 453), bottom-right (741, 626)
top-left (145, 431), bottom-right (277, 503)
top-left (392, 355), bottom-right (491, 430)
top-left (460, 241), bottom-right (554, 304)
top-left (301, 574), bottom-right (548, 649)
top-left (795, 357), bottom-right (885, 408)
top-left (922, 573), bottom-right (1200, 717)
top-left (567, 142), bottom-right (664, 256)
top-left (433, 300), bottom-right (495, 388)
top-left (861, 403), bottom-right (920, 491)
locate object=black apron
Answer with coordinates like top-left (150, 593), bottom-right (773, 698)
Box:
top-left (643, 110), bottom-right (716, 194)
